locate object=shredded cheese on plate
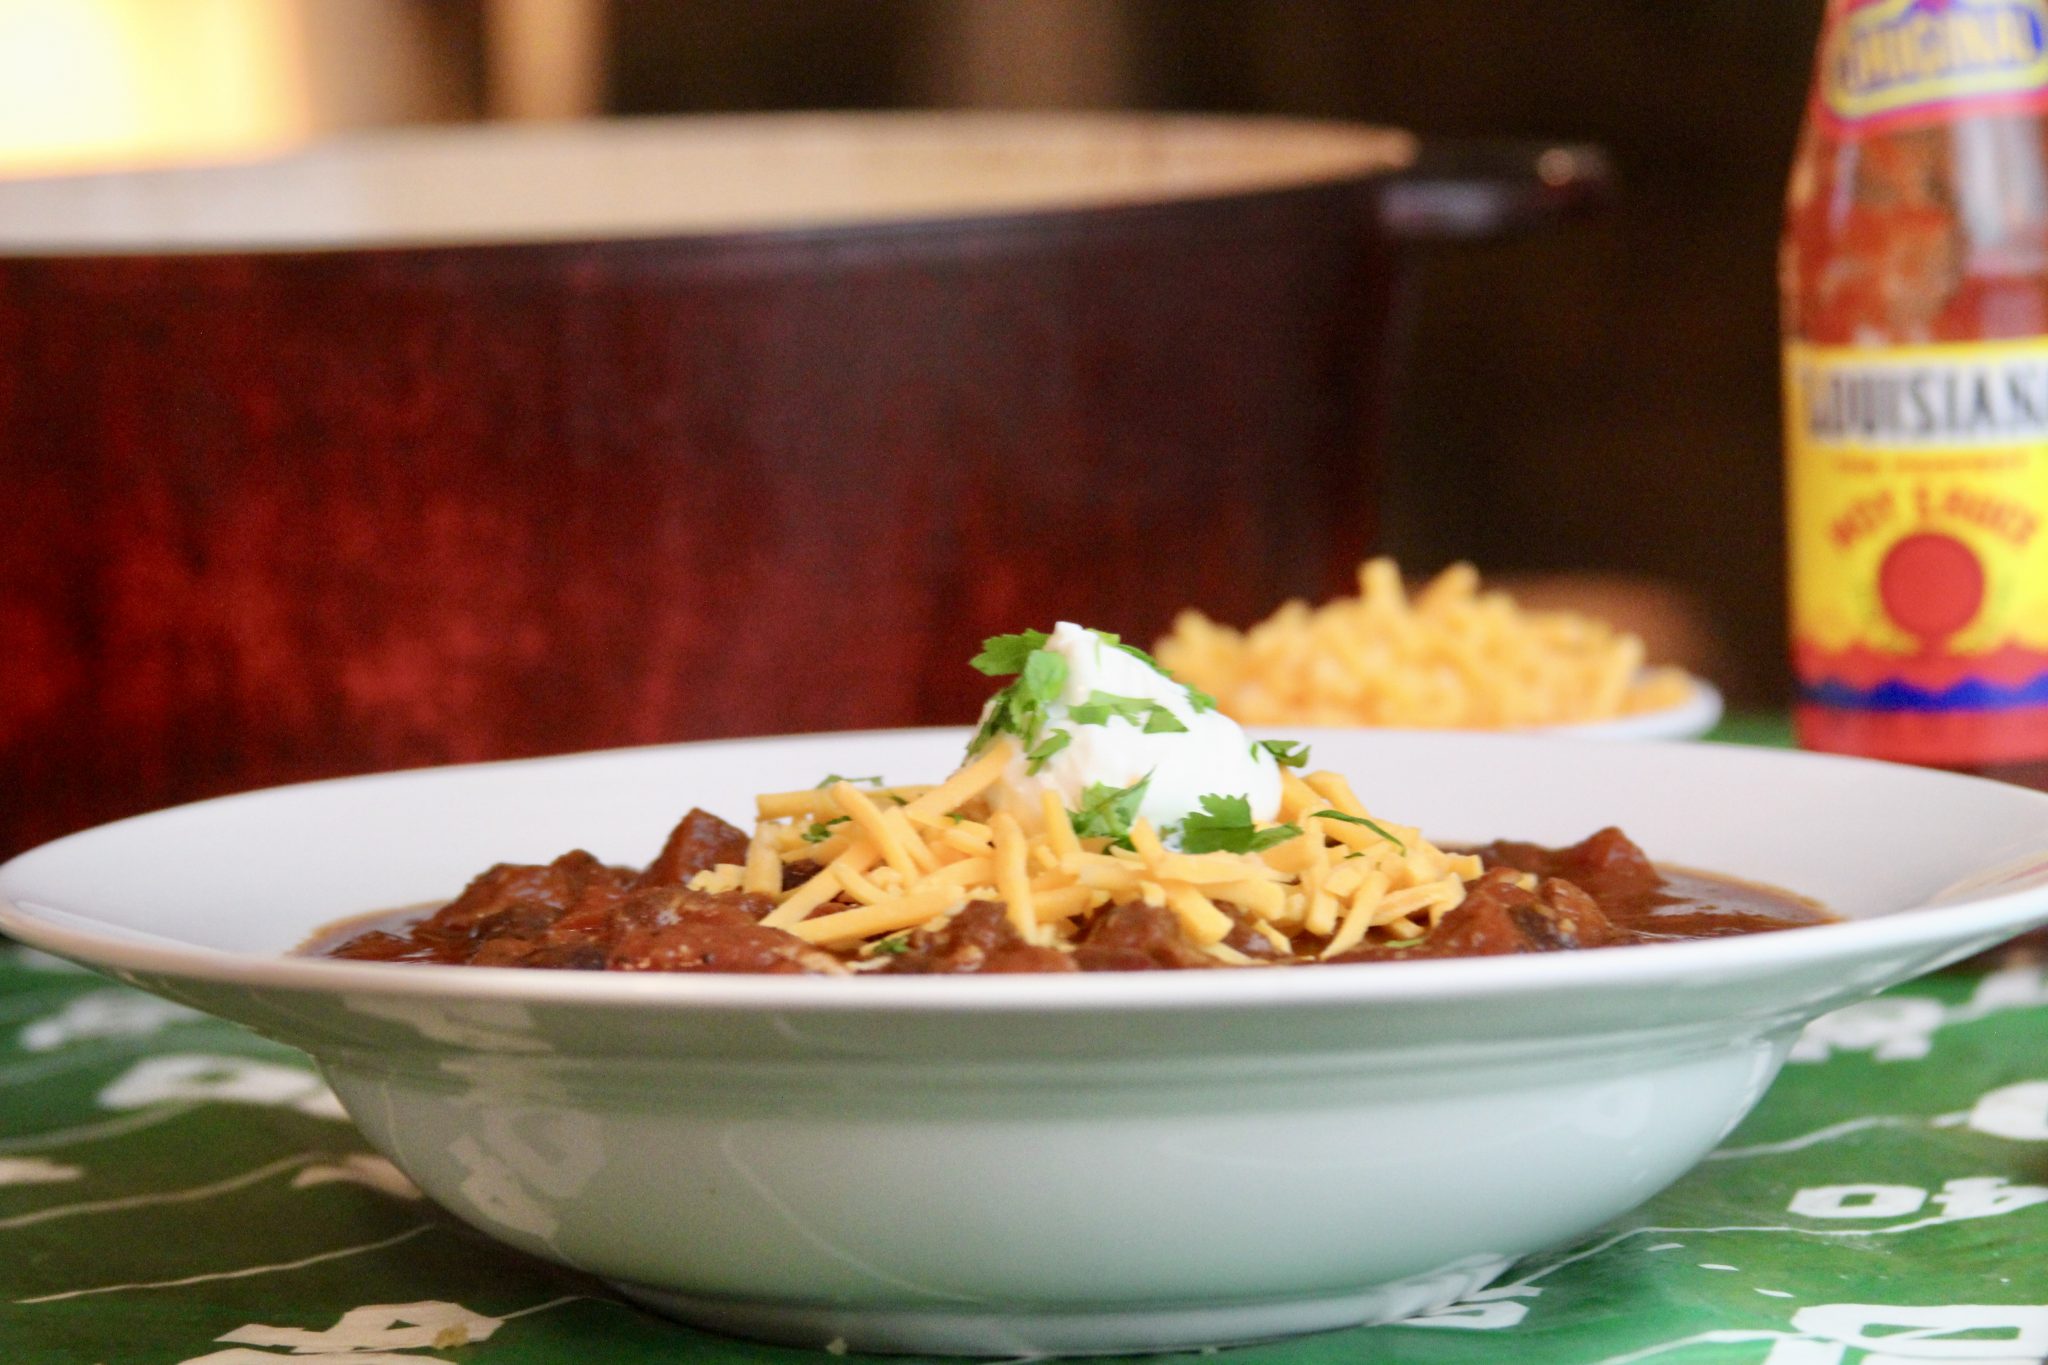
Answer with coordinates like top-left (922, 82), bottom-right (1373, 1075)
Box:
top-left (1155, 558), bottom-right (1694, 730)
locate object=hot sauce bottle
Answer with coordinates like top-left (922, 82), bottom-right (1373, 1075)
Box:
top-left (1783, 0), bottom-right (2048, 788)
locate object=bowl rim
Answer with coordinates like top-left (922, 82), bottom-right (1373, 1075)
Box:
top-left (5, 728), bottom-right (2047, 1017)
top-left (0, 111), bottom-right (1417, 259)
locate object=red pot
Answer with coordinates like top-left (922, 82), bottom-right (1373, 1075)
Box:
top-left (0, 114), bottom-right (1601, 856)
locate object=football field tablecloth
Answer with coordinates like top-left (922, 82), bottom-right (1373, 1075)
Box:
top-left (3, 942), bottom-right (2043, 1365)
top-left (2, 722), bottom-right (2045, 1365)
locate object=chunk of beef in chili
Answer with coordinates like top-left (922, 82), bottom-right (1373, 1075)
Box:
top-left (1221, 903), bottom-right (1287, 960)
top-left (883, 898), bottom-right (1271, 973)
top-left (638, 808), bottom-right (752, 888)
top-left (876, 901), bottom-right (1078, 974)
top-left (1465, 826), bottom-right (1663, 905)
top-left (1323, 832), bottom-right (1645, 964)
top-left (1070, 901), bottom-right (1216, 971)
top-left (325, 848), bottom-right (639, 966)
top-left (326, 808), bottom-right (839, 971)
top-left (1327, 866), bottom-right (1616, 964)
top-left (635, 809), bottom-right (815, 891)
top-left (607, 886), bottom-right (841, 975)
top-left (428, 848), bottom-right (641, 969)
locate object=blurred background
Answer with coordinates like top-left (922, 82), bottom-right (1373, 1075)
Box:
top-left (0, 0), bottom-right (1822, 710)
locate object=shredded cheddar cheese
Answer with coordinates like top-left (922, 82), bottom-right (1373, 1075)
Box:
top-left (739, 737), bottom-right (1480, 963)
top-left (1154, 558), bottom-right (1693, 730)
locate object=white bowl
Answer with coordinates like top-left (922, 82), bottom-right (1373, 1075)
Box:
top-left (4, 728), bottom-right (2046, 1357)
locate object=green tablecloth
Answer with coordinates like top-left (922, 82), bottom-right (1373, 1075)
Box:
top-left (4, 717), bottom-right (2044, 1365)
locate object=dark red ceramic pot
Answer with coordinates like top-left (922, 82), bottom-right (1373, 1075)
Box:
top-left (0, 114), bottom-right (1601, 856)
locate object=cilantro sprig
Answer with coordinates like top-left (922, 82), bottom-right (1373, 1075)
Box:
top-left (1252, 739), bottom-right (1310, 769)
top-left (969, 633), bottom-right (1069, 754)
top-left (1176, 794), bottom-right (1301, 856)
top-left (801, 815), bottom-right (850, 844)
top-left (1068, 774), bottom-right (1152, 845)
top-left (967, 626), bottom-right (1220, 757)
top-left (1026, 729), bottom-right (1072, 774)
top-left (1307, 809), bottom-right (1407, 853)
top-left (815, 773), bottom-right (883, 789)
top-left (1069, 690), bottom-right (1187, 735)
top-left (970, 631), bottom-right (1051, 677)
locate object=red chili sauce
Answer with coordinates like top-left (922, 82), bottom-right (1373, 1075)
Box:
top-left (305, 810), bottom-right (1832, 974)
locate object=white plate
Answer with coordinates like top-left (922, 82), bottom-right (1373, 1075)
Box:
top-left (1267, 675), bottom-right (1723, 742)
top-left (4, 728), bottom-right (2046, 1356)
top-left (1534, 674), bottom-right (1723, 740)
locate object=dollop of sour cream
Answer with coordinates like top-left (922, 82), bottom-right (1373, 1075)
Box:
top-left (978, 622), bottom-right (1283, 838)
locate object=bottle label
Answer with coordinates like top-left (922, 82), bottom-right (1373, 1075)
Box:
top-left (1820, 0), bottom-right (2048, 134)
top-left (1785, 338), bottom-right (2048, 762)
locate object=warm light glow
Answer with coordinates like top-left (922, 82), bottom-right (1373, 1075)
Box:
top-left (0, 0), bottom-right (311, 176)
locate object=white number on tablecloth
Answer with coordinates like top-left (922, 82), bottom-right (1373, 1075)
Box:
top-left (1790, 967), bottom-right (2048, 1065)
top-left (17, 989), bottom-right (199, 1051)
top-left (1788, 1176), bottom-right (2048, 1224)
top-left (177, 1300), bottom-right (502, 1364)
top-left (96, 1054), bottom-right (347, 1120)
top-left (1760, 1303), bottom-right (2048, 1363)
top-left (1788, 1184), bottom-right (1927, 1218)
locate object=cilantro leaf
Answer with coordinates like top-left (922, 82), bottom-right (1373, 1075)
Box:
top-left (1307, 809), bottom-right (1406, 853)
top-left (1018, 648), bottom-right (1068, 705)
top-left (969, 675), bottom-right (1045, 754)
top-left (1068, 690), bottom-right (1188, 735)
top-left (1176, 793), bottom-right (1301, 855)
top-left (967, 633), bottom-right (1067, 757)
top-left (971, 631), bottom-right (1050, 677)
top-left (815, 774), bottom-right (883, 789)
top-left (969, 703), bottom-right (1011, 755)
top-left (1142, 706), bottom-right (1188, 735)
top-left (801, 816), bottom-right (851, 843)
top-left (1068, 774), bottom-right (1152, 844)
top-left (1253, 739), bottom-right (1310, 769)
top-left (869, 932), bottom-right (914, 956)
top-left (1026, 729), bottom-right (1072, 774)
top-left (1068, 691), bottom-right (1143, 726)
top-left (972, 628), bottom-right (1210, 763)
